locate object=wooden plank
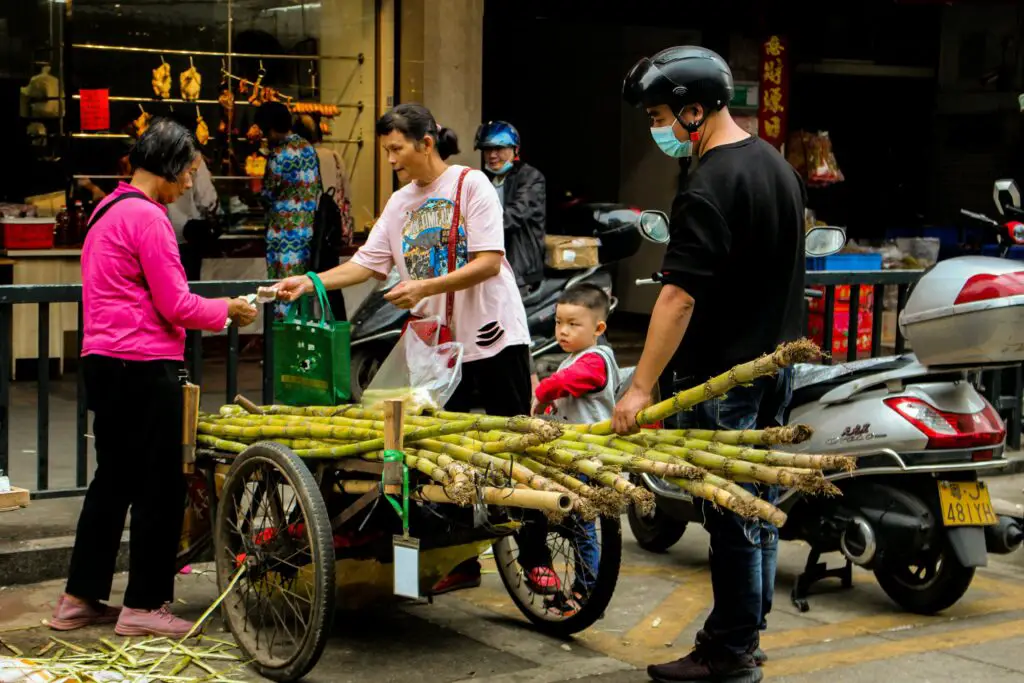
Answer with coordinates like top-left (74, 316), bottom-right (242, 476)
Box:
top-left (382, 398), bottom-right (405, 486)
top-left (0, 487), bottom-right (30, 512)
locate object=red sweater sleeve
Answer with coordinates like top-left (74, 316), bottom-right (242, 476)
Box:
top-left (535, 353), bottom-right (608, 404)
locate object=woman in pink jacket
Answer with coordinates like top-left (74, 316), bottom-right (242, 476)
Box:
top-left (50, 119), bottom-right (257, 638)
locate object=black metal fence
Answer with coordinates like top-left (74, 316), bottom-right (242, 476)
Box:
top-left (0, 280), bottom-right (273, 500)
top-left (2, 270), bottom-right (1021, 499)
top-left (805, 270), bottom-right (921, 362)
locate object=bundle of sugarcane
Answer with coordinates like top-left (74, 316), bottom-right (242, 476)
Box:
top-left (197, 339), bottom-right (853, 525)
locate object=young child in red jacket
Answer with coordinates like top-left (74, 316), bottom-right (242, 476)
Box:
top-left (519, 284), bottom-right (623, 616)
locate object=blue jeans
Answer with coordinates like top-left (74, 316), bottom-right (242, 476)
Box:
top-left (668, 367), bottom-right (793, 657)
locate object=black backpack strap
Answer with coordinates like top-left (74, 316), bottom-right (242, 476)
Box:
top-left (86, 191), bottom-right (150, 230)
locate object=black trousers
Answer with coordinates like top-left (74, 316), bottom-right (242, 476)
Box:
top-left (444, 345), bottom-right (547, 575)
top-left (65, 355), bottom-right (186, 610)
top-left (445, 344), bottom-right (533, 416)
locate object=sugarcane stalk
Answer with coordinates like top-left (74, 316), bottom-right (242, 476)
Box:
top-left (196, 434), bottom-right (248, 453)
top-left (612, 436), bottom-right (826, 492)
top-left (416, 438), bottom-right (566, 495)
top-left (519, 455), bottom-right (621, 519)
top-left (578, 339), bottom-right (820, 434)
top-left (701, 472), bottom-right (789, 526)
top-left (361, 449), bottom-right (450, 485)
top-left (428, 410), bottom-right (563, 441)
top-left (198, 420), bottom-right (383, 444)
top-left (663, 477), bottom-right (760, 519)
top-left (640, 424), bottom-right (813, 446)
top-left (340, 480), bottom-right (572, 514)
top-left (641, 433), bottom-right (855, 472)
top-left (228, 404), bottom-right (563, 441)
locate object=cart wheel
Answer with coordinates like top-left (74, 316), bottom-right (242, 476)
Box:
top-left (214, 442), bottom-right (336, 682)
top-left (493, 513), bottom-right (622, 637)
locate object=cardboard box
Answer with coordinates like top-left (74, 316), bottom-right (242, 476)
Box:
top-left (0, 487), bottom-right (30, 512)
top-left (544, 235), bottom-right (601, 270)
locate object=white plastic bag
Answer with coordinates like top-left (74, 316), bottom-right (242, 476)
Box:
top-left (362, 316), bottom-right (464, 414)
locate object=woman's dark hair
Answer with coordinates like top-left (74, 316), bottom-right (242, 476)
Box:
top-left (375, 103), bottom-right (460, 160)
top-left (127, 118), bottom-right (198, 182)
top-left (255, 101), bottom-right (294, 135)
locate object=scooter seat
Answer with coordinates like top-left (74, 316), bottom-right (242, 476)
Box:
top-left (521, 278), bottom-right (572, 307)
top-left (789, 355), bottom-right (915, 409)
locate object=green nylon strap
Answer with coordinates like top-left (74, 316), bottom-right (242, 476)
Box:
top-left (382, 449), bottom-right (410, 535)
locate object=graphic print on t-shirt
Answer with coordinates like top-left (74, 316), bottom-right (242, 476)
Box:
top-left (400, 197), bottom-right (469, 279)
top-left (476, 320), bottom-right (505, 348)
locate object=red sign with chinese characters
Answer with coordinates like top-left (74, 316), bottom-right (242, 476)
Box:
top-left (757, 35), bottom-right (789, 150)
top-left (79, 89), bottom-right (110, 131)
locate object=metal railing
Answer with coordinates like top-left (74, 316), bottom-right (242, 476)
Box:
top-left (804, 269), bottom-right (923, 363)
top-left (0, 280), bottom-right (274, 500)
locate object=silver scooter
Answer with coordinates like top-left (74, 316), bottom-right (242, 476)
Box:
top-left (628, 185), bottom-right (1024, 615)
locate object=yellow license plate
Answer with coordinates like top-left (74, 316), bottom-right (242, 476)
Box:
top-left (937, 481), bottom-right (998, 527)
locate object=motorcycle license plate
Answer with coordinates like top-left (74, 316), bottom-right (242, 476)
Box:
top-left (937, 481), bottom-right (998, 527)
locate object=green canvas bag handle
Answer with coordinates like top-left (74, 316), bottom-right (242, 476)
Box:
top-left (282, 271), bottom-right (336, 328)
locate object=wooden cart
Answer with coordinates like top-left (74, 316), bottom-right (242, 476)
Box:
top-left (174, 400), bottom-right (622, 682)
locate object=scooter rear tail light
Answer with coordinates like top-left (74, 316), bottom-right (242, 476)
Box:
top-left (954, 270), bottom-right (1024, 305)
top-left (883, 396), bottom-right (1005, 449)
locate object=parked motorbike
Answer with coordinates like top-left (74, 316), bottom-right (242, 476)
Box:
top-left (346, 200), bottom-right (670, 399)
top-left (628, 189), bottom-right (1024, 616)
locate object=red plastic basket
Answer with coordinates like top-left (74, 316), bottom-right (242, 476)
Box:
top-left (0, 218), bottom-right (55, 250)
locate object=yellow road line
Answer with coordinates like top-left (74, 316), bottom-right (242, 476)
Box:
top-left (761, 596), bottom-right (1022, 651)
top-left (765, 617), bottom-right (1024, 677)
top-left (623, 574), bottom-right (711, 650)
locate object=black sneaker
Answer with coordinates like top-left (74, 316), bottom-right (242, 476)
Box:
top-left (647, 649), bottom-right (763, 683)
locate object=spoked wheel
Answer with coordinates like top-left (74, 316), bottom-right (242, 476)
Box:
top-left (873, 540), bottom-right (975, 615)
top-left (493, 512), bottom-right (621, 637)
top-left (214, 442), bottom-right (336, 682)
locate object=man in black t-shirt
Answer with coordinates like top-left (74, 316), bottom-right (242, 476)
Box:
top-left (615, 47), bottom-right (806, 683)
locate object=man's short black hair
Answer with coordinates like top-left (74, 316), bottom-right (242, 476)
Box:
top-left (127, 118), bottom-right (197, 182)
top-left (558, 284), bottom-right (611, 320)
top-left (254, 101), bottom-right (293, 135)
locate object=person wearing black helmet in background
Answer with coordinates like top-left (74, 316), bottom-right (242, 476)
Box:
top-left (615, 47), bottom-right (806, 683)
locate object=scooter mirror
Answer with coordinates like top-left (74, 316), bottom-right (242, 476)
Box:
top-left (638, 210), bottom-right (670, 244)
top-left (805, 226), bottom-right (847, 257)
top-left (994, 179), bottom-right (1021, 216)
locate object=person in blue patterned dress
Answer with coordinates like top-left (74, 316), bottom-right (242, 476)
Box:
top-left (255, 102), bottom-right (321, 318)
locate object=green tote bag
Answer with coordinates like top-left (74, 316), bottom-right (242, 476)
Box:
top-left (272, 272), bottom-right (352, 406)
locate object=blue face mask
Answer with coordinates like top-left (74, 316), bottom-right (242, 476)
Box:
top-left (651, 124), bottom-right (692, 158)
top-left (490, 160), bottom-right (514, 175)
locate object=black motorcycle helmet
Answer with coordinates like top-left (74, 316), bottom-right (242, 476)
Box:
top-left (622, 46), bottom-right (734, 119)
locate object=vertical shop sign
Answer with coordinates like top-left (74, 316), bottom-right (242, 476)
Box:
top-left (79, 89), bottom-right (111, 131)
top-left (758, 35), bottom-right (789, 149)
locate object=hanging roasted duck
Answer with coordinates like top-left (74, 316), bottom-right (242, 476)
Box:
top-left (180, 56), bottom-right (202, 102)
top-left (195, 106), bottom-right (209, 145)
top-left (133, 104), bottom-right (152, 137)
top-left (152, 56), bottom-right (171, 99)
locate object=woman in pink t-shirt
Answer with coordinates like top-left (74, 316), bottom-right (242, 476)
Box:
top-left (276, 103), bottom-right (532, 415)
top-left (51, 119), bottom-right (257, 639)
